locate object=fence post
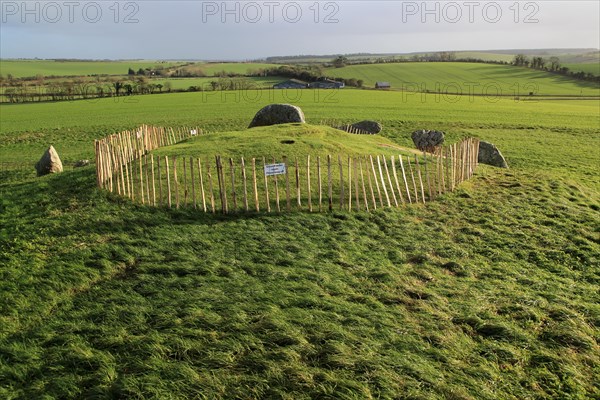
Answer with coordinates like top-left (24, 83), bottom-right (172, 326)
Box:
top-left (198, 159), bottom-right (207, 212)
top-left (273, 157), bottom-right (281, 212)
top-left (307, 155), bottom-right (312, 212)
top-left (383, 155), bottom-right (398, 207)
top-left (241, 157), bottom-right (249, 212)
top-left (229, 158), bottom-right (237, 212)
top-left (252, 158), bottom-right (259, 212)
top-left (295, 158), bottom-right (301, 209)
top-left (338, 155), bottom-right (345, 210)
top-left (317, 156), bottom-right (322, 212)
top-left (369, 155), bottom-right (383, 207)
top-left (359, 157), bottom-right (369, 212)
top-left (415, 155), bottom-right (426, 204)
top-left (191, 157), bottom-right (196, 209)
top-left (165, 155), bottom-right (171, 208)
top-left (327, 155), bottom-right (333, 211)
top-left (207, 162), bottom-right (216, 213)
top-left (283, 156), bottom-right (291, 212)
top-left (263, 157), bottom-right (270, 212)
top-left (399, 155), bottom-right (412, 204)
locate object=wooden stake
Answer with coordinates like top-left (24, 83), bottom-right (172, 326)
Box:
top-left (190, 157), bottom-right (196, 209)
top-left (353, 158), bottom-right (360, 211)
top-left (283, 156), bottom-right (291, 212)
top-left (359, 157), bottom-right (369, 212)
top-left (263, 157), bottom-right (270, 212)
top-left (307, 155), bottom-right (312, 212)
top-left (229, 158), bottom-right (237, 211)
top-left (173, 156), bottom-right (179, 208)
top-left (365, 156), bottom-right (376, 210)
top-left (151, 155), bottom-right (156, 206)
top-left (183, 157), bottom-right (188, 207)
top-left (165, 156), bottom-right (171, 208)
top-left (376, 155), bottom-right (390, 207)
top-left (369, 155), bottom-right (383, 207)
top-left (198, 158), bottom-right (207, 212)
top-left (241, 157), bottom-right (249, 212)
top-left (157, 156), bottom-right (162, 205)
top-left (338, 155), bottom-right (344, 210)
top-left (317, 156), bottom-right (322, 212)
top-left (327, 154), bottom-right (333, 211)
top-left (391, 156), bottom-right (405, 205)
top-left (139, 155), bottom-right (144, 204)
top-left (347, 156), bottom-right (352, 211)
top-left (252, 158), bottom-right (259, 212)
top-left (399, 155), bottom-right (412, 203)
top-left (207, 163), bottom-right (216, 213)
top-left (273, 157), bottom-right (280, 212)
top-left (383, 155), bottom-right (398, 207)
top-left (216, 156), bottom-right (227, 214)
top-left (295, 157), bottom-right (301, 209)
top-left (415, 155), bottom-right (426, 204)
top-left (407, 156), bottom-right (419, 203)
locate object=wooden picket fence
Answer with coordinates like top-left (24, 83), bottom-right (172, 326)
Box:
top-left (94, 125), bottom-right (201, 189)
top-left (319, 119), bottom-right (374, 135)
top-left (95, 127), bottom-right (480, 214)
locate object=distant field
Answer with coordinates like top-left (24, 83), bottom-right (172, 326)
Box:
top-left (564, 63), bottom-right (600, 76)
top-left (194, 62), bottom-right (281, 75)
top-left (0, 60), bottom-right (283, 79)
top-left (0, 60), bottom-right (188, 78)
top-left (326, 62), bottom-right (599, 96)
top-left (153, 76), bottom-right (282, 90)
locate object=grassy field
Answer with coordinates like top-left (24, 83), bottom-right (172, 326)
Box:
top-left (0, 60), bottom-right (281, 78)
top-left (0, 60), bottom-right (187, 78)
top-left (564, 63), bottom-right (600, 76)
top-left (326, 62), bottom-right (600, 96)
top-left (0, 89), bottom-right (599, 399)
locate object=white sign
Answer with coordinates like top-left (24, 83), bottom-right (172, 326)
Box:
top-left (264, 163), bottom-right (286, 176)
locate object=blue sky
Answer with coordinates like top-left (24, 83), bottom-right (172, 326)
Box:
top-left (1, 1), bottom-right (598, 59)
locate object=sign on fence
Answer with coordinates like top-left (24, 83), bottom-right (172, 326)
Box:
top-left (264, 163), bottom-right (286, 176)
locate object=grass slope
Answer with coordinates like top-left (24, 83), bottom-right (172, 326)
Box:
top-left (327, 62), bottom-right (599, 96)
top-left (155, 124), bottom-right (415, 161)
top-left (0, 90), bottom-right (599, 399)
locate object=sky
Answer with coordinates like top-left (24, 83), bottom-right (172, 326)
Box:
top-left (0, 0), bottom-right (598, 59)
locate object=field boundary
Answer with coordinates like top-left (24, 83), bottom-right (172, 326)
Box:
top-left (95, 126), bottom-right (480, 213)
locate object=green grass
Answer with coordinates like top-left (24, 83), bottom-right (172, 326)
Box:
top-left (0, 60), bottom-right (282, 79)
top-left (186, 62), bottom-right (282, 76)
top-left (0, 60), bottom-right (186, 78)
top-left (155, 76), bottom-right (283, 90)
top-left (155, 123), bottom-right (413, 160)
top-left (564, 63), bottom-right (600, 76)
top-left (326, 62), bottom-right (600, 96)
top-left (0, 89), bottom-right (599, 399)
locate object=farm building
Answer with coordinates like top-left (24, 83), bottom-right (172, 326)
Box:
top-left (375, 82), bottom-right (391, 89)
top-left (310, 79), bottom-right (345, 89)
top-left (273, 79), bottom-right (309, 89)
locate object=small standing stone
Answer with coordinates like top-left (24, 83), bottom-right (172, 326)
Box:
top-left (350, 120), bottom-right (382, 134)
top-left (248, 104), bottom-right (305, 128)
top-left (478, 141), bottom-right (509, 168)
top-left (35, 146), bottom-right (63, 176)
top-left (411, 130), bottom-right (445, 151)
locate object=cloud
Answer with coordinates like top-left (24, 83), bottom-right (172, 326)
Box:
top-left (0, 1), bottom-right (598, 59)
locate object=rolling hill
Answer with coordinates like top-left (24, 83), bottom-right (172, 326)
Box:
top-left (326, 62), bottom-right (599, 96)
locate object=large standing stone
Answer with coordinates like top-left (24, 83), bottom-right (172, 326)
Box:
top-left (350, 120), bottom-right (382, 134)
top-left (411, 129), bottom-right (445, 151)
top-left (248, 104), bottom-right (305, 128)
top-left (478, 141), bottom-right (508, 168)
top-left (35, 146), bottom-right (63, 176)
